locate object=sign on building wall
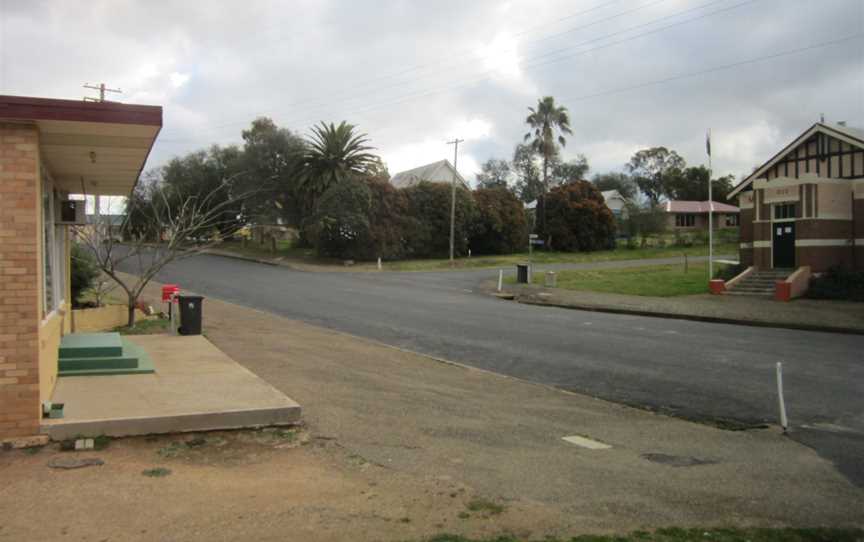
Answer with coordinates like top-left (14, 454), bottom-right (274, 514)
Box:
top-left (763, 185), bottom-right (800, 203)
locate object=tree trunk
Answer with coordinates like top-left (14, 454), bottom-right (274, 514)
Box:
top-left (540, 153), bottom-right (549, 237)
top-left (127, 294), bottom-right (137, 328)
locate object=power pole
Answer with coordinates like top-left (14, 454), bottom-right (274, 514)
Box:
top-left (446, 138), bottom-right (464, 267)
top-left (83, 83), bottom-right (121, 102)
top-left (707, 128), bottom-right (714, 279)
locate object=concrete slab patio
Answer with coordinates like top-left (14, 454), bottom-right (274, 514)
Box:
top-left (42, 335), bottom-right (301, 440)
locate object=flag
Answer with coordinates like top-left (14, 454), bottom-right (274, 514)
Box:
top-left (706, 130), bottom-right (711, 157)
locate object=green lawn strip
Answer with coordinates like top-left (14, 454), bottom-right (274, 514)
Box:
top-left (385, 243), bottom-right (736, 272)
top-left (213, 240), bottom-right (737, 272)
top-left (506, 262), bottom-right (725, 297)
top-left (420, 527), bottom-right (863, 542)
top-left (113, 318), bottom-right (170, 335)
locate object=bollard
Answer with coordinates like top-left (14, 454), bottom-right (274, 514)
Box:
top-left (776, 362), bottom-right (788, 432)
top-left (545, 271), bottom-right (557, 288)
top-left (497, 269), bottom-right (503, 292)
top-left (377, 257), bottom-right (382, 271)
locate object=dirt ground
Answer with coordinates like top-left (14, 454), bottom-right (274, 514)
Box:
top-left (1, 274), bottom-right (862, 542)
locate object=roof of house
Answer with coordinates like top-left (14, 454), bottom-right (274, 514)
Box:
top-left (728, 122), bottom-right (864, 199)
top-left (663, 200), bottom-right (739, 214)
top-left (0, 94), bottom-right (162, 197)
top-left (601, 189), bottom-right (626, 201)
top-left (390, 159), bottom-right (468, 189)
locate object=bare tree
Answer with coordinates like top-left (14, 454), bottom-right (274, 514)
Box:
top-left (74, 177), bottom-right (257, 327)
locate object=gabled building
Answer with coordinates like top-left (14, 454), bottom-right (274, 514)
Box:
top-left (662, 200), bottom-right (740, 231)
top-left (390, 159), bottom-right (468, 189)
top-left (600, 189), bottom-right (630, 217)
top-left (728, 122), bottom-right (864, 272)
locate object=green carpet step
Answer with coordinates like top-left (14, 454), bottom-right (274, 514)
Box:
top-left (58, 338), bottom-right (155, 377)
top-left (59, 333), bottom-right (123, 359)
top-left (59, 355), bottom-right (139, 372)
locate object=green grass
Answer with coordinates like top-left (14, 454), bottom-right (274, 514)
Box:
top-left (385, 243), bottom-right (736, 272)
top-left (141, 467), bottom-right (172, 477)
top-left (113, 318), bottom-right (170, 335)
top-left (421, 528), bottom-right (863, 542)
top-left (214, 239), bottom-right (736, 272)
top-left (514, 262), bottom-right (723, 297)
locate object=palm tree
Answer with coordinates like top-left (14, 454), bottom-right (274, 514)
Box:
top-left (524, 96), bottom-right (573, 233)
top-left (297, 121), bottom-right (378, 207)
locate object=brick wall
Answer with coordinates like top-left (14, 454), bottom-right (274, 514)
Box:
top-left (0, 123), bottom-right (41, 439)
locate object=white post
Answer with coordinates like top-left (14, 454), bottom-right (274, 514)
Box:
top-left (497, 269), bottom-right (503, 292)
top-left (377, 257), bottom-right (382, 271)
top-left (776, 362), bottom-right (788, 432)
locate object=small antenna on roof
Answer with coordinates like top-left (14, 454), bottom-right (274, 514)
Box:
top-left (83, 83), bottom-right (122, 102)
top-left (819, 113), bottom-right (825, 123)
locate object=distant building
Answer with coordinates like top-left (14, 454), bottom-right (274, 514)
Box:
top-left (662, 200), bottom-right (740, 231)
top-left (601, 189), bottom-right (629, 217)
top-left (390, 159), bottom-right (468, 189)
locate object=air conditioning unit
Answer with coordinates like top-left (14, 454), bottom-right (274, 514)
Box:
top-left (55, 199), bottom-right (86, 225)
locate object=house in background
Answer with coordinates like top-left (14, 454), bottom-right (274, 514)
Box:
top-left (663, 200), bottom-right (740, 231)
top-left (728, 122), bottom-right (864, 272)
top-left (601, 189), bottom-right (629, 217)
top-left (390, 159), bottom-right (468, 189)
top-left (0, 95), bottom-right (161, 443)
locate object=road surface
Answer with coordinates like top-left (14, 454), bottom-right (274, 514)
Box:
top-left (136, 253), bottom-right (864, 486)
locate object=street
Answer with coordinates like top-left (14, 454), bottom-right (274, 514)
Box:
top-left (141, 253), bottom-right (864, 486)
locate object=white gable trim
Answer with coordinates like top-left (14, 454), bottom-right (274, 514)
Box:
top-left (728, 123), bottom-right (864, 199)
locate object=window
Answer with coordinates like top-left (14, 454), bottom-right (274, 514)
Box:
top-left (41, 174), bottom-right (66, 316)
top-left (675, 214), bottom-right (696, 227)
top-left (725, 214), bottom-right (739, 227)
top-left (774, 203), bottom-right (797, 220)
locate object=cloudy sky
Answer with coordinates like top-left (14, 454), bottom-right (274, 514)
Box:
top-left (1, 0), bottom-right (862, 185)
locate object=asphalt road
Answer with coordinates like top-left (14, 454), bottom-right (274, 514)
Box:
top-left (136, 253), bottom-right (864, 486)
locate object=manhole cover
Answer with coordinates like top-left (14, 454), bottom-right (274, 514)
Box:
top-left (641, 453), bottom-right (716, 467)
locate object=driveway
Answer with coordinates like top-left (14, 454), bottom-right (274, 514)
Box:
top-left (133, 253), bottom-right (864, 486)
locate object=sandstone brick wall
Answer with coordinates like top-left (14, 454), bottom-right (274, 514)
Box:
top-left (0, 123), bottom-right (41, 439)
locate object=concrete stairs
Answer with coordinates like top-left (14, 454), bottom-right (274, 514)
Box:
top-left (726, 269), bottom-right (792, 297)
top-left (58, 332), bottom-right (154, 376)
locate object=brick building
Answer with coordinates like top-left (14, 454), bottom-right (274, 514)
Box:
top-left (729, 122), bottom-right (864, 272)
top-left (0, 95), bottom-right (161, 442)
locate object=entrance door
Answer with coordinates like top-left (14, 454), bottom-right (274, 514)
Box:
top-left (773, 222), bottom-right (795, 268)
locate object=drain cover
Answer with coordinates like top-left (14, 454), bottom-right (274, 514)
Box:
top-left (641, 453), bottom-right (716, 467)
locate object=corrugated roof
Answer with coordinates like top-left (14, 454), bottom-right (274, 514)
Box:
top-left (664, 200), bottom-right (739, 214)
top-left (390, 159), bottom-right (468, 189)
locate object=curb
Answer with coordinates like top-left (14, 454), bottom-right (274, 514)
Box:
top-left (507, 294), bottom-right (864, 336)
top-left (200, 250), bottom-right (281, 267)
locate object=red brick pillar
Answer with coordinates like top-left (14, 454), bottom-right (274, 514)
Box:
top-left (0, 123), bottom-right (41, 440)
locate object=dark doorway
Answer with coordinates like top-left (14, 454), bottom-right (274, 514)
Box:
top-left (773, 222), bottom-right (795, 268)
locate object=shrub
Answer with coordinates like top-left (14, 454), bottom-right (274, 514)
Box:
top-left (714, 263), bottom-right (745, 281)
top-left (303, 176), bottom-right (373, 260)
top-left (469, 187), bottom-right (528, 255)
top-left (70, 243), bottom-right (100, 307)
top-left (542, 180), bottom-right (616, 252)
top-left (402, 181), bottom-right (476, 258)
top-left (807, 267), bottom-right (864, 301)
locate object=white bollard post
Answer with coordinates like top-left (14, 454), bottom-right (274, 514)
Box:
top-left (497, 269), bottom-right (503, 292)
top-left (776, 362), bottom-right (788, 432)
top-left (377, 257), bottom-right (382, 271)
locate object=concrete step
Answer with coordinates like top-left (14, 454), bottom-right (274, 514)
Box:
top-left (727, 290), bottom-right (773, 297)
top-left (59, 332), bottom-right (123, 359)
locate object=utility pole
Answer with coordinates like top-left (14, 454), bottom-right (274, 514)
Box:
top-left (83, 83), bottom-right (121, 102)
top-left (446, 138), bottom-right (464, 267)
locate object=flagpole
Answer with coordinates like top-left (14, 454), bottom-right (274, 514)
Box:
top-left (707, 128), bottom-right (713, 279)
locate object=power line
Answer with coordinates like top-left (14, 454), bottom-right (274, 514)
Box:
top-left (160, 0), bottom-right (751, 144)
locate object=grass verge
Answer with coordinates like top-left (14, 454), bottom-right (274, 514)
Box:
top-left (510, 262), bottom-right (727, 297)
top-left (113, 318), bottom-right (170, 335)
top-left (422, 527), bottom-right (863, 542)
top-left (212, 240), bottom-right (736, 272)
